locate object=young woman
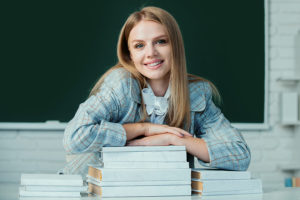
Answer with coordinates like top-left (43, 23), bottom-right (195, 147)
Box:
top-left (62, 6), bottom-right (250, 175)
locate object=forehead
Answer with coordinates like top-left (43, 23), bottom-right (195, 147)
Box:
top-left (128, 20), bottom-right (168, 41)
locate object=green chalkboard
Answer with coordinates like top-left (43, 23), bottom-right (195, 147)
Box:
top-left (1, 0), bottom-right (265, 123)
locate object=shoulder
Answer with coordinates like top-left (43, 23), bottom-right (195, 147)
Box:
top-left (188, 79), bottom-right (213, 112)
top-left (100, 67), bottom-right (141, 103)
top-left (100, 67), bottom-right (134, 91)
top-left (189, 80), bottom-right (212, 99)
top-left (189, 80), bottom-right (211, 95)
top-left (102, 67), bottom-right (131, 85)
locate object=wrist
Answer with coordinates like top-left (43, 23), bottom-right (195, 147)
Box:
top-left (142, 123), bottom-right (149, 136)
top-left (168, 134), bottom-right (183, 146)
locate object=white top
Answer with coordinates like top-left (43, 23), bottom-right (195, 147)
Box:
top-left (141, 83), bottom-right (170, 124)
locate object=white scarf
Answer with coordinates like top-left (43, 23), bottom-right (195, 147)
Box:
top-left (141, 83), bottom-right (170, 124)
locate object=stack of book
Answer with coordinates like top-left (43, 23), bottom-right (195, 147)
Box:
top-left (19, 174), bottom-right (87, 198)
top-left (191, 168), bottom-right (262, 196)
top-left (285, 177), bottom-right (300, 187)
top-left (87, 146), bottom-right (191, 197)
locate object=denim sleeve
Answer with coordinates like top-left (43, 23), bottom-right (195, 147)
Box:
top-left (195, 83), bottom-right (251, 171)
top-left (63, 75), bottom-right (128, 154)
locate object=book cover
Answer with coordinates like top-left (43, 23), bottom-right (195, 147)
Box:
top-left (100, 146), bottom-right (186, 152)
top-left (19, 187), bottom-right (81, 197)
top-left (191, 168), bottom-right (251, 180)
top-left (21, 174), bottom-right (83, 186)
top-left (88, 183), bottom-right (191, 197)
top-left (99, 161), bottom-right (189, 168)
top-left (24, 185), bottom-right (88, 192)
top-left (86, 175), bottom-right (191, 186)
top-left (101, 151), bottom-right (187, 162)
top-left (88, 165), bottom-right (191, 181)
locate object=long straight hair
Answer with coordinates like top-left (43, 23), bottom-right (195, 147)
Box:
top-left (89, 6), bottom-right (220, 130)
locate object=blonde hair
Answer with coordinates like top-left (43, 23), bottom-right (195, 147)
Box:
top-left (90, 6), bottom-right (220, 131)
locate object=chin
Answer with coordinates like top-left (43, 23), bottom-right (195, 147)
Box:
top-left (145, 74), bottom-right (168, 81)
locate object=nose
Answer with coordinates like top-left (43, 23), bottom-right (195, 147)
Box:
top-left (145, 44), bottom-right (157, 58)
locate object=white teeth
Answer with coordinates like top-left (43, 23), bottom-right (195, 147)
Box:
top-left (148, 61), bottom-right (161, 67)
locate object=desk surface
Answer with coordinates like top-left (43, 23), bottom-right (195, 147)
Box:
top-left (15, 188), bottom-right (300, 200)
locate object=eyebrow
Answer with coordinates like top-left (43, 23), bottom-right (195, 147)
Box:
top-left (130, 35), bottom-right (168, 43)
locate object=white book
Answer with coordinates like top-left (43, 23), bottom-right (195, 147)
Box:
top-left (19, 198), bottom-right (81, 200)
top-left (191, 168), bottom-right (251, 180)
top-left (191, 179), bottom-right (262, 194)
top-left (99, 161), bottom-right (189, 168)
top-left (21, 174), bottom-right (83, 186)
top-left (88, 165), bottom-right (191, 181)
top-left (100, 146), bottom-right (186, 152)
top-left (86, 175), bottom-right (190, 186)
top-left (101, 151), bottom-right (186, 162)
top-left (193, 192), bottom-right (263, 199)
top-left (19, 187), bottom-right (81, 197)
top-left (88, 183), bottom-right (191, 197)
top-left (24, 185), bottom-right (87, 192)
top-left (193, 189), bottom-right (263, 196)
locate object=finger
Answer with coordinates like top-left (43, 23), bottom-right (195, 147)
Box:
top-left (173, 127), bottom-right (192, 136)
top-left (161, 127), bottom-right (183, 137)
top-left (170, 127), bottom-right (193, 137)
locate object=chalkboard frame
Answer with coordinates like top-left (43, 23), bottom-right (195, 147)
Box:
top-left (0, 0), bottom-right (269, 131)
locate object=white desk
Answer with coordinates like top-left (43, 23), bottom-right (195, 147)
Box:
top-left (16, 188), bottom-right (300, 200)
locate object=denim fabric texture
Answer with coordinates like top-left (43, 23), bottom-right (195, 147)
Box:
top-left (62, 68), bottom-right (251, 175)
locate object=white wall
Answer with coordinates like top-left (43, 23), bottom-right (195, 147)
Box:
top-left (0, 0), bottom-right (299, 198)
top-left (241, 0), bottom-right (300, 190)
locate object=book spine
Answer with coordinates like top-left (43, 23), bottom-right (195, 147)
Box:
top-left (88, 183), bottom-right (102, 196)
top-left (88, 166), bottom-right (102, 181)
top-left (295, 177), bottom-right (300, 187)
top-left (285, 178), bottom-right (293, 187)
top-left (292, 177), bottom-right (296, 187)
top-left (101, 151), bottom-right (186, 162)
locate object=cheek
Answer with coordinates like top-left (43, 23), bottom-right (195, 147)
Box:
top-left (131, 52), bottom-right (143, 65)
top-left (165, 48), bottom-right (172, 59)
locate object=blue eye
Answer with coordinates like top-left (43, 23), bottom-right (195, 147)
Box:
top-left (156, 39), bottom-right (167, 44)
top-left (135, 43), bottom-right (144, 49)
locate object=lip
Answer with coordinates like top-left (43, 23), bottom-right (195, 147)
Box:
top-left (144, 59), bottom-right (163, 65)
top-left (144, 60), bottom-right (164, 70)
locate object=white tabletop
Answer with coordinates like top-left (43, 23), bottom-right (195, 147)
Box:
top-left (16, 188), bottom-right (300, 200)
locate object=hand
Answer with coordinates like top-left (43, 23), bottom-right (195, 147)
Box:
top-left (143, 123), bottom-right (193, 138)
top-left (127, 134), bottom-right (177, 146)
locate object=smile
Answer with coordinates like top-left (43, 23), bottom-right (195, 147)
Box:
top-left (144, 60), bottom-right (164, 69)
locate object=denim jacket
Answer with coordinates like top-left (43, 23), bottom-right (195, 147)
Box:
top-left (62, 68), bottom-right (250, 175)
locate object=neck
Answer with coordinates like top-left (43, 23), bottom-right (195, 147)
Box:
top-left (148, 79), bottom-right (169, 97)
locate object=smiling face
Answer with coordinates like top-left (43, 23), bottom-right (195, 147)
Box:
top-left (128, 20), bottom-right (172, 86)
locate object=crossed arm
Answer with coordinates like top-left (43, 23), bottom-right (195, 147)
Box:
top-left (123, 123), bottom-right (210, 163)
